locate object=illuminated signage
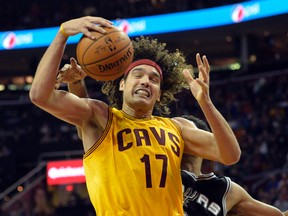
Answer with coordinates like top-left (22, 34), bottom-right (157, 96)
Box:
top-left (0, 0), bottom-right (287, 50)
top-left (231, 3), bottom-right (261, 23)
top-left (47, 159), bottom-right (85, 185)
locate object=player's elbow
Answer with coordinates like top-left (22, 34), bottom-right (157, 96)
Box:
top-left (222, 149), bottom-right (241, 165)
top-left (29, 86), bottom-right (50, 107)
top-left (29, 87), bottom-right (42, 105)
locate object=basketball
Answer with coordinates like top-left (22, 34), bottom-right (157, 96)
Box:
top-left (76, 26), bottom-right (134, 81)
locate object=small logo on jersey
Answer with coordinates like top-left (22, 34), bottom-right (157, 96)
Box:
top-left (196, 194), bottom-right (221, 216)
top-left (183, 186), bottom-right (221, 216)
top-left (183, 187), bottom-right (197, 207)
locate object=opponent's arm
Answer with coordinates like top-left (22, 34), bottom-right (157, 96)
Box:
top-left (227, 181), bottom-right (284, 216)
top-left (56, 57), bottom-right (89, 99)
top-left (55, 57), bottom-right (89, 140)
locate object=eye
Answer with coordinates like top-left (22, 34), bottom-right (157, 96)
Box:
top-left (151, 76), bottom-right (161, 84)
top-left (131, 70), bottom-right (143, 78)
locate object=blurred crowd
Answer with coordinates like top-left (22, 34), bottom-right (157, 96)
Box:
top-left (1, 0), bottom-right (288, 215)
top-left (1, 70), bottom-right (288, 214)
top-left (5, 183), bottom-right (95, 216)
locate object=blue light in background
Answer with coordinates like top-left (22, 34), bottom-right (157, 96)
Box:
top-left (0, 0), bottom-right (287, 50)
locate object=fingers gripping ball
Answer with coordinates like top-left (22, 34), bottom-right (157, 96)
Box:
top-left (76, 26), bottom-right (134, 81)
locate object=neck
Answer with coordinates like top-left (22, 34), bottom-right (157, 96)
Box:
top-left (192, 169), bottom-right (202, 176)
top-left (121, 105), bottom-right (153, 119)
top-left (185, 164), bottom-right (202, 176)
top-left (181, 155), bottom-right (203, 177)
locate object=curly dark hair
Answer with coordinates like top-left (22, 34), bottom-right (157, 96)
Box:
top-left (101, 36), bottom-right (192, 116)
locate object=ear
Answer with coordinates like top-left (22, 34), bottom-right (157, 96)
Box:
top-left (119, 78), bottom-right (125, 91)
top-left (156, 90), bottom-right (162, 101)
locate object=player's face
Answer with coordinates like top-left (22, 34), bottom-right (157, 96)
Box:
top-left (120, 64), bottom-right (162, 112)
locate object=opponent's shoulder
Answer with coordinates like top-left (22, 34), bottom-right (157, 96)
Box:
top-left (181, 170), bottom-right (198, 179)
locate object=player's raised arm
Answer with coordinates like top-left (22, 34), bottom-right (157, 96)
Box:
top-left (181, 53), bottom-right (241, 165)
top-left (29, 17), bottom-right (112, 126)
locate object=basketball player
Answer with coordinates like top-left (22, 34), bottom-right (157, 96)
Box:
top-left (60, 73), bottom-right (288, 216)
top-left (181, 115), bottom-right (288, 216)
top-left (30, 16), bottom-right (241, 215)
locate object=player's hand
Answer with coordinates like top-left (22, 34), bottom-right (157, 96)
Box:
top-left (55, 58), bottom-right (87, 89)
top-left (182, 53), bottom-right (211, 104)
top-left (60, 16), bottom-right (113, 39)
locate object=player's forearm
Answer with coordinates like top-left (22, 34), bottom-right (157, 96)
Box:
top-left (30, 31), bottom-right (67, 104)
top-left (199, 100), bottom-right (241, 165)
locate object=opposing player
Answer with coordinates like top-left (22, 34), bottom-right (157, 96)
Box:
top-left (181, 115), bottom-right (288, 216)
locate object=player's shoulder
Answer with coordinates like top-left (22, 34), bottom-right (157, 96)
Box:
top-left (181, 170), bottom-right (197, 188)
top-left (87, 99), bottom-right (110, 121)
top-left (88, 98), bottom-right (109, 111)
top-left (171, 116), bottom-right (197, 130)
top-left (181, 170), bottom-right (198, 179)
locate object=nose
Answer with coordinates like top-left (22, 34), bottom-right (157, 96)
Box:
top-left (140, 75), bottom-right (150, 86)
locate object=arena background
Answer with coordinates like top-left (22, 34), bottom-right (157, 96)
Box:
top-left (0, 0), bottom-right (288, 215)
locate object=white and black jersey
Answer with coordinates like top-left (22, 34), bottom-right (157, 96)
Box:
top-left (182, 170), bottom-right (231, 216)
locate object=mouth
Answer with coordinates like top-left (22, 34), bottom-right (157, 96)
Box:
top-left (134, 88), bottom-right (151, 98)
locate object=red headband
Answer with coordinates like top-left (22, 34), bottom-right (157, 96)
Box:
top-left (124, 59), bottom-right (163, 80)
